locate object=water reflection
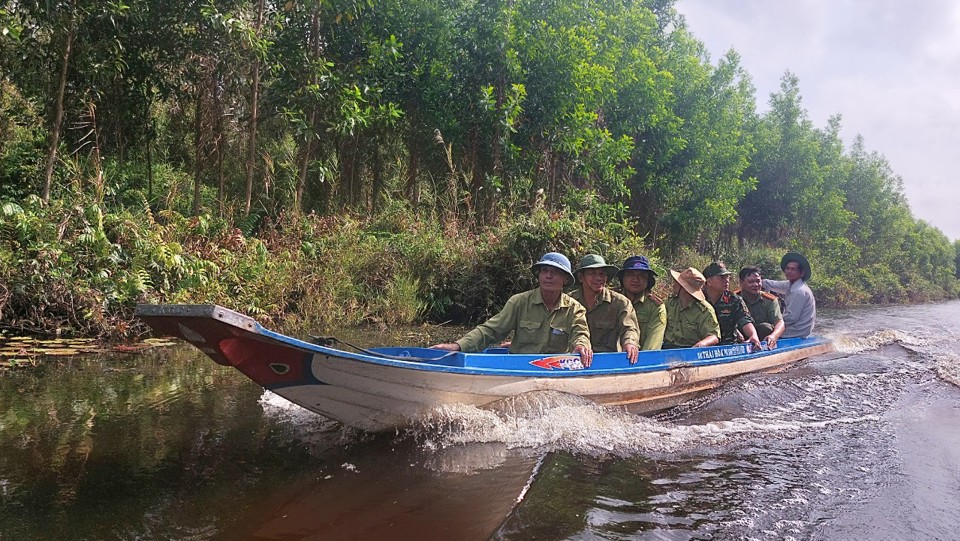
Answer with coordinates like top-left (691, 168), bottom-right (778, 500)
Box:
top-left (0, 344), bottom-right (540, 541)
top-left (3, 301), bottom-right (960, 540)
top-left (221, 440), bottom-right (539, 541)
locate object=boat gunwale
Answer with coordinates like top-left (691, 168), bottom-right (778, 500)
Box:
top-left (135, 305), bottom-right (832, 379)
top-left (293, 333), bottom-right (832, 378)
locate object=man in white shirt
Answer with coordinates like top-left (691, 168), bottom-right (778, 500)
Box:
top-left (762, 252), bottom-right (816, 338)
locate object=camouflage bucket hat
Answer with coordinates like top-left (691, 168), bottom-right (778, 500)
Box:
top-left (574, 254), bottom-right (619, 281)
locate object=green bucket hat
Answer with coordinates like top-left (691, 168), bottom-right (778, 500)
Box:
top-left (574, 254), bottom-right (619, 281)
top-left (781, 252), bottom-right (812, 281)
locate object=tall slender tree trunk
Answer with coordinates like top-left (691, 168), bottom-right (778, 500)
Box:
top-left (295, 114), bottom-right (314, 211)
top-left (244, 0), bottom-right (265, 216)
top-left (42, 8), bottom-right (77, 203)
top-left (146, 134), bottom-right (153, 200)
top-left (352, 139), bottom-right (362, 208)
top-left (214, 72), bottom-right (225, 217)
top-left (193, 92), bottom-right (203, 216)
top-left (405, 136), bottom-right (420, 205)
top-left (216, 130), bottom-right (225, 217)
top-left (340, 138), bottom-right (354, 208)
top-left (371, 145), bottom-right (383, 213)
top-left (295, 8), bottom-right (322, 212)
top-left (86, 101), bottom-right (105, 203)
top-left (146, 102), bottom-right (154, 200)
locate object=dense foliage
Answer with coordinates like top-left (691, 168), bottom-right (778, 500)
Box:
top-left (0, 0), bottom-right (957, 337)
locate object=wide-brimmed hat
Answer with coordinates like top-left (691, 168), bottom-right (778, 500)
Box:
top-left (574, 254), bottom-right (618, 281)
top-left (702, 261), bottom-right (732, 279)
top-left (780, 252), bottom-right (811, 281)
top-left (616, 255), bottom-right (657, 289)
top-left (669, 267), bottom-right (706, 301)
top-left (531, 252), bottom-right (575, 285)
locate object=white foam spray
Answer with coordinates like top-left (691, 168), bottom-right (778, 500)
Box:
top-left (413, 390), bottom-right (878, 458)
top-left (830, 329), bottom-right (926, 355)
top-left (935, 353), bottom-right (960, 387)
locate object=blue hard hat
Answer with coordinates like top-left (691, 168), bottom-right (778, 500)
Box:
top-left (531, 252), bottom-right (575, 285)
top-left (616, 255), bottom-right (657, 289)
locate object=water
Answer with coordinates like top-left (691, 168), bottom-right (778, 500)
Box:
top-left (1, 301), bottom-right (959, 540)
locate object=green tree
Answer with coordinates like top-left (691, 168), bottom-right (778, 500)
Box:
top-left (954, 239), bottom-right (960, 279)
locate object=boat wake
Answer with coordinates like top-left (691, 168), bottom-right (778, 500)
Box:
top-left (256, 326), bottom-right (958, 459)
top-left (935, 352), bottom-right (960, 388)
top-left (260, 389), bottom-right (327, 427)
top-left (830, 328), bottom-right (960, 389)
top-left (258, 390), bottom-right (370, 449)
top-left (411, 390), bottom-right (878, 458)
top-left (829, 329), bottom-right (927, 355)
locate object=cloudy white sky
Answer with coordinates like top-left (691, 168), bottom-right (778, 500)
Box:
top-left (678, 0), bottom-right (960, 241)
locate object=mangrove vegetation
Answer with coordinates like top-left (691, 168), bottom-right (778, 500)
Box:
top-left (1, 0), bottom-right (958, 339)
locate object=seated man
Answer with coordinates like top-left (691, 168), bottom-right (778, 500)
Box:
top-left (737, 266), bottom-right (785, 349)
top-left (762, 252), bottom-right (817, 338)
top-left (662, 267), bottom-right (720, 349)
top-left (569, 254), bottom-right (641, 363)
top-left (702, 262), bottom-right (761, 349)
top-left (431, 252), bottom-right (594, 366)
top-left (616, 255), bottom-right (666, 350)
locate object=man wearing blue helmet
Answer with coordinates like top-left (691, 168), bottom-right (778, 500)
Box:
top-left (431, 252), bottom-right (594, 366)
top-left (616, 255), bottom-right (666, 350)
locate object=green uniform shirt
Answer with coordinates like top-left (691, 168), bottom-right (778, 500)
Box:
top-left (456, 288), bottom-right (591, 354)
top-left (663, 295), bottom-right (720, 347)
top-left (615, 288), bottom-right (666, 350)
top-left (740, 291), bottom-right (782, 327)
top-left (569, 287), bottom-right (640, 352)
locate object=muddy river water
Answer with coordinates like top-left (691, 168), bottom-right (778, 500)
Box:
top-left (2, 301), bottom-right (959, 540)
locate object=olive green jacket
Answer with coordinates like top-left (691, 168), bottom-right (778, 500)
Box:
top-left (456, 288), bottom-right (591, 354)
top-left (663, 295), bottom-right (720, 347)
top-left (739, 290), bottom-right (783, 327)
top-left (633, 292), bottom-right (667, 350)
top-left (569, 287), bottom-right (640, 352)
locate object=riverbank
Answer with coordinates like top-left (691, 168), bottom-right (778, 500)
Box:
top-left (1, 197), bottom-right (958, 341)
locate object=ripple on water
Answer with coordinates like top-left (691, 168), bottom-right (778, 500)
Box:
top-left (830, 328), bottom-right (928, 355)
top-left (936, 352), bottom-right (960, 387)
top-left (835, 327), bottom-right (960, 390)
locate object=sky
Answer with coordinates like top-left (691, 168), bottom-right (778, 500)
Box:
top-left (677, 0), bottom-right (960, 241)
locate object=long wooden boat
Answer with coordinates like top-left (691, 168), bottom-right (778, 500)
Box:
top-left (135, 304), bottom-right (835, 432)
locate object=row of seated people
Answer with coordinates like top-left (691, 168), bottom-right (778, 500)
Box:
top-left (431, 252), bottom-right (817, 367)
